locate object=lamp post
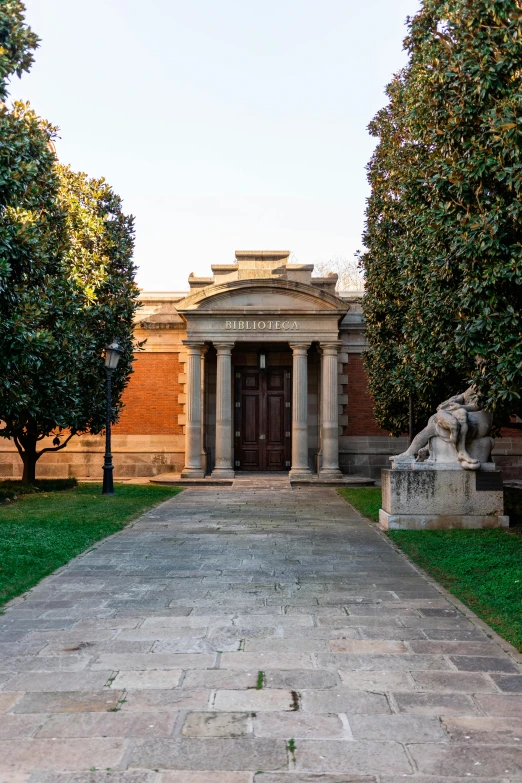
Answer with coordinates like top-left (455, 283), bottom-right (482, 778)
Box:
top-left (102, 338), bottom-right (123, 496)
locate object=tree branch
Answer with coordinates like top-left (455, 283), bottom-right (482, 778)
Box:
top-left (37, 430), bottom-right (77, 458)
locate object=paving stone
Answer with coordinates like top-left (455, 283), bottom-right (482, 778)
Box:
top-left (0, 692), bottom-right (23, 712)
top-left (423, 627), bottom-right (490, 641)
top-left (91, 653), bottom-right (216, 670)
top-left (475, 694), bottom-right (522, 716)
top-left (152, 637), bottom-right (238, 653)
top-left (181, 711), bottom-right (251, 737)
top-left (409, 742), bottom-right (522, 777)
top-left (408, 640), bottom-right (505, 656)
top-left (293, 739), bottom-right (412, 774)
top-left (0, 654), bottom-right (92, 672)
top-left (244, 638), bottom-right (329, 652)
top-left (328, 640), bottom-right (408, 654)
top-left (182, 669), bottom-right (258, 689)
top-left (220, 652), bottom-right (315, 669)
top-left (0, 738), bottom-right (126, 777)
top-left (490, 674), bottom-right (522, 692)
top-left (356, 626), bottom-right (425, 640)
top-left (411, 671), bottom-right (496, 692)
top-left (392, 692), bottom-right (480, 716)
top-left (442, 716), bottom-right (522, 744)
top-left (449, 655), bottom-right (520, 673)
top-left (12, 690), bottom-right (125, 713)
top-left (111, 669), bottom-right (182, 689)
top-left (300, 688), bottom-right (391, 714)
top-left (158, 774), bottom-right (252, 783)
top-left (315, 653), bottom-right (451, 671)
top-left (264, 669), bottom-right (338, 689)
top-left (338, 671), bottom-right (415, 691)
top-left (29, 773), bottom-right (155, 783)
top-left (0, 714), bottom-right (48, 739)
top-left (348, 713), bottom-right (446, 741)
top-left (35, 710), bottom-right (176, 737)
top-left (4, 671), bottom-right (113, 692)
top-left (256, 775), bottom-right (377, 782)
top-left (120, 689), bottom-right (210, 711)
top-left (255, 711), bottom-right (344, 738)
top-left (129, 737), bottom-right (288, 770)
top-left (213, 689), bottom-right (296, 712)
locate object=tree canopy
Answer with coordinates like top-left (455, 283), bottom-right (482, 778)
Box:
top-left (361, 0), bottom-right (522, 435)
top-left (0, 2), bottom-right (139, 482)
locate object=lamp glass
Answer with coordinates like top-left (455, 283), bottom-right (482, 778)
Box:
top-left (259, 352), bottom-right (266, 369)
top-left (104, 339), bottom-right (123, 370)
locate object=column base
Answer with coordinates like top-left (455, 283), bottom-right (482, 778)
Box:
top-left (211, 468), bottom-right (235, 479)
top-left (181, 468), bottom-right (205, 479)
top-left (289, 468), bottom-right (312, 479)
top-left (319, 468), bottom-right (343, 479)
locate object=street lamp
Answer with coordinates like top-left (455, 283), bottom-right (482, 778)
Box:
top-left (102, 337), bottom-right (124, 496)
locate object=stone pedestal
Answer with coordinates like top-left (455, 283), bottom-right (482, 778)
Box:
top-left (379, 468), bottom-right (509, 530)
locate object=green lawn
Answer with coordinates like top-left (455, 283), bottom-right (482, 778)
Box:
top-left (0, 483), bottom-right (182, 607)
top-left (339, 486), bottom-right (522, 652)
top-left (338, 487), bottom-right (381, 523)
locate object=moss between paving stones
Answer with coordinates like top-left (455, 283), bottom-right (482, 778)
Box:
top-left (338, 486), bottom-right (522, 653)
top-left (0, 482), bottom-right (182, 607)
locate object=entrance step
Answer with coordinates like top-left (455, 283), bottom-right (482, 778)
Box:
top-left (150, 472), bottom-right (375, 488)
top-left (149, 474), bottom-right (233, 486)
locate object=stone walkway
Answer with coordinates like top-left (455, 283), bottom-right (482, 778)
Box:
top-left (1, 486), bottom-right (522, 783)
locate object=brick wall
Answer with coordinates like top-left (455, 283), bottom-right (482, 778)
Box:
top-left (113, 353), bottom-right (183, 435)
top-left (345, 353), bottom-right (387, 436)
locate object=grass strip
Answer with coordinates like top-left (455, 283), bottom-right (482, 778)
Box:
top-left (0, 482), bottom-right (182, 607)
top-left (337, 487), bottom-right (381, 523)
top-left (338, 485), bottom-right (522, 652)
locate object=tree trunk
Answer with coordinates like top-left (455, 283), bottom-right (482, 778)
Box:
top-left (21, 439), bottom-right (38, 485)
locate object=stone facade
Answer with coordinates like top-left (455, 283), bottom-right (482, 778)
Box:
top-left (1, 249), bottom-right (521, 480)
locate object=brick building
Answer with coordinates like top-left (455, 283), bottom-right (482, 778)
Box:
top-left (2, 251), bottom-right (521, 481)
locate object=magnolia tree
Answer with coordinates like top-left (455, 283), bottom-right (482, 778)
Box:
top-left (361, 0), bottom-right (522, 435)
top-left (0, 2), bottom-right (139, 483)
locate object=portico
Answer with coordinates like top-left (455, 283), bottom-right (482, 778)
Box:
top-left (176, 251), bottom-right (349, 480)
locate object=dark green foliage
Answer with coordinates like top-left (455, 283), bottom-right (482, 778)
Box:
top-left (0, 3), bottom-right (140, 483)
top-left (0, 0), bottom-right (38, 100)
top-left (338, 487), bottom-right (382, 523)
top-left (390, 528), bottom-right (522, 651)
top-left (361, 0), bottom-right (522, 434)
top-left (0, 483), bottom-right (182, 606)
top-left (0, 478), bottom-right (77, 496)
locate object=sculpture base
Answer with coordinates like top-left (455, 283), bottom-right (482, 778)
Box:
top-left (379, 509), bottom-right (509, 531)
top-left (380, 467), bottom-right (507, 530)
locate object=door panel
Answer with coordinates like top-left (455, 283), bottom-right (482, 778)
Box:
top-left (235, 367), bottom-right (291, 471)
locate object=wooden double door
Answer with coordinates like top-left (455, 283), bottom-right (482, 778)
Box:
top-left (234, 367), bottom-right (291, 471)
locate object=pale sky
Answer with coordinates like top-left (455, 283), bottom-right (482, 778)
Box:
top-left (12, 0), bottom-right (420, 291)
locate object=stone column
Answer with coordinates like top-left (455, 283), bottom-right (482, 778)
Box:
top-left (319, 342), bottom-right (343, 478)
top-left (289, 343), bottom-right (312, 478)
top-left (211, 342), bottom-right (235, 479)
top-left (181, 342), bottom-right (205, 478)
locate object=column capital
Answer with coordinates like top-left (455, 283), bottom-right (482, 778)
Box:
top-left (213, 341), bottom-right (235, 354)
top-left (183, 341), bottom-right (206, 354)
top-left (289, 343), bottom-right (311, 355)
top-left (319, 341), bottom-right (342, 355)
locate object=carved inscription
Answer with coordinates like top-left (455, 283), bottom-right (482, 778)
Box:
top-left (225, 320), bottom-right (299, 331)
